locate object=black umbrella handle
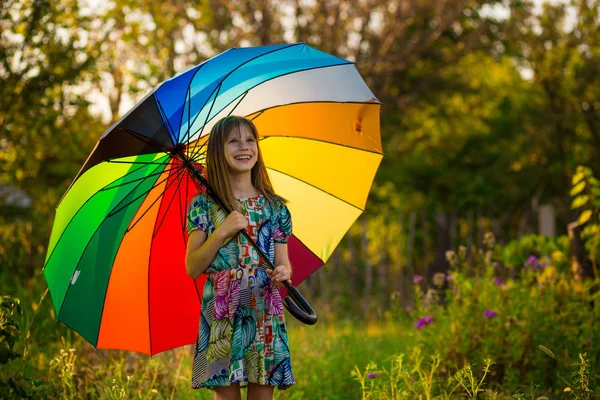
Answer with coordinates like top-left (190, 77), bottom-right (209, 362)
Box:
top-left (180, 153), bottom-right (317, 325)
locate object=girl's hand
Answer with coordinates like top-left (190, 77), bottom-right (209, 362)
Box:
top-left (217, 211), bottom-right (248, 239)
top-left (266, 265), bottom-right (292, 287)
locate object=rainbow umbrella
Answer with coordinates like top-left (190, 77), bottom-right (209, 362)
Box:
top-left (44, 43), bottom-right (382, 355)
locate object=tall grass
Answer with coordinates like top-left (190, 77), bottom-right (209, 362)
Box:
top-left (1, 233), bottom-right (599, 399)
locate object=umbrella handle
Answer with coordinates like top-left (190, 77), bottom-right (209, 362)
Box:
top-left (282, 281), bottom-right (318, 325)
top-left (180, 154), bottom-right (318, 326)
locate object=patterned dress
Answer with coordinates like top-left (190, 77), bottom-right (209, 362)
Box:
top-left (187, 193), bottom-right (295, 390)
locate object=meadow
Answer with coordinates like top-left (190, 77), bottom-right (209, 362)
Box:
top-left (2, 233), bottom-right (598, 399)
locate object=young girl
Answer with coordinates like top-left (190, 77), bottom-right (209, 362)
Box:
top-left (186, 115), bottom-right (295, 399)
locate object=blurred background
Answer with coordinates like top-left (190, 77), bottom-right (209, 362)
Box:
top-left (1, 0), bottom-right (599, 398)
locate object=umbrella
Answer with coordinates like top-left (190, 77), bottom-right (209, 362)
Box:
top-left (43, 43), bottom-right (382, 355)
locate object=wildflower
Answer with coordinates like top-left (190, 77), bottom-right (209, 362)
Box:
top-left (483, 232), bottom-right (496, 248)
top-left (493, 261), bottom-right (500, 268)
top-left (414, 315), bottom-right (434, 329)
top-left (413, 274), bottom-right (423, 283)
top-left (445, 250), bottom-right (458, 266)
top-left (483, 309), bottom-right (497, 318)
top-left (526, 256), bottom-right (538, 266)
top-left (445, 274), bottom-right (453, 281)
top-left (366, 372), bottom-right (381, 380)
top-left (433, 273), bottom-right (445, 287)
top-left (458, 245), bottom-right (467, 259)
top-left (494, 277), bottom-right (502, 287)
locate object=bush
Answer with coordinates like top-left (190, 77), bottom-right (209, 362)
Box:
top-left (376, 233), bottom-right (600, 398)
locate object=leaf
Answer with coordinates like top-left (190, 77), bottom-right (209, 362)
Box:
top-left (198, 315), bottom-right (210, 353)
top-left (570, 181), bottom-right (586, 196)
top-left (538, 345), bottom-right (555, 359)
top-left (231, 307), bottom-right (256, 361)
top-left (578, 210), bottom-right (593, 225)
top-left (268, 358), bottom-right (293, 387)
top-left (571, 195), bottom-right (589, 209)
top-left (571, 170), bottom-right (586, 185)
top-left (245, 350), bottom-right (265, 384)
top-left (273, 331), bottom-right (291, 364)
top-left (206, 319), bottom-right (232, 362)
top-left (257, 221), bottom-right (274, 259)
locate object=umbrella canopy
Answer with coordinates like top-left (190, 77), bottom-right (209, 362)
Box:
top-left (43, 43), bottom-right (382, 355)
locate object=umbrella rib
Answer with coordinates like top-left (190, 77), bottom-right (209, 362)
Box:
top-left (155, 58), bottom-right (212, 146)
top-left (186, 89), bottom-right (248, 162)
top-left (43, 155), bottom-right (171, 272)
top-left (260, 134), bottom-right (383, 156)
top-left (179, 43), bottom-right (302, 146)
top-left (107, 163), bottom-right (185, 219)
top-left (153, 94), bottom-right (178, 147)
top-left (151, 166), bottom-right (188, 239)
top-left (188, 81), bottom-right (224, 161)
top-left (125, 164), bottom-right (186, 234)
top-left (106, 159), bottom-right (167, 165)
top-left (115, 127), bottom-right (173, 153)
top-left (249, 99), bottom-right (381, 117)
top-left (102, 164), bottom-right (182, 192)
top-left (181, 61), bottom-right (356, 148)
top-left (178, 169), bottom-right (190, 246)
top-left (55, 158), bottom-right (171, 326)
top-left (266, 166), bottom-right (365, 213)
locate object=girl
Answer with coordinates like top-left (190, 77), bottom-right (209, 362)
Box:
top-left (186, 115), bottom-right (295, 400)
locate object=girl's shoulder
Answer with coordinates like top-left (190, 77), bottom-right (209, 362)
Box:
top-left (189, 192), bottom-right (213, 210)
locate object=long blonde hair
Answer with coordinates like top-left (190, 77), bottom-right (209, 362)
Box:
top-left (206, 115), bottom-right (285, 212)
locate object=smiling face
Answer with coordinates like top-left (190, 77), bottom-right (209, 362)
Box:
top-left (224, 123), bottom-right (258, 174)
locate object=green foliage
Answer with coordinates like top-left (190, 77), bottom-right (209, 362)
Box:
top-left (0, 295), bottom-right (21, 365)
top-left (570, 165), bottom-right (600, 265)
top-left (499, 234), bottom-right (570, 271)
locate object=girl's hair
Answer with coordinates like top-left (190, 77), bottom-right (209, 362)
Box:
top-left (206, 115), bottom-right (286, 212)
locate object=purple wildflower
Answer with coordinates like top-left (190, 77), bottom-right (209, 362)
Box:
top-left (414, 315), bottom-right (434, 329)
top-left (493, 261), bottom-right (500, 268)
top-left (538, 262), bottom-right (548, 269)
top-left (483, 309), bottom-right (497, 318)
top-left (526, 256), bottom-right (538, 266)
top-left (494, 277), bottom-right (503, 287)
top-left (413, 275), bottom-right (423, 283)
top-left (445, 274), bottom-right (453, 281)
top-left (366, 372), bottom-right (381, 380)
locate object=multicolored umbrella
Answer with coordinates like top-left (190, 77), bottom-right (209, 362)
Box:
top-left (44, 43), bottom-right (382, 355)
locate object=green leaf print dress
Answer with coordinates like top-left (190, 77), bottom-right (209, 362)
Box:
top-left (187, 193), bottom-right (295, 390)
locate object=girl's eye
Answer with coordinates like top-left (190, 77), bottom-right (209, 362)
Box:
top-left (229, 139), bottom-right (238, 144)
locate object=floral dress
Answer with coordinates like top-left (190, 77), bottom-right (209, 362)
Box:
top-left (187, 193), bottom-right (295, 390)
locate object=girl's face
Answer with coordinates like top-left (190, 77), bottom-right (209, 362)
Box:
top-left (224, 123), bottom-right (258, 174)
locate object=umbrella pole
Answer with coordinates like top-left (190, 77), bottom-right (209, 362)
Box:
top-left (177, 150), bottom-right (318, 325)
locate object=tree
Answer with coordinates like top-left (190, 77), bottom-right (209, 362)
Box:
top-left (0, 0), bottom-right (101, 274)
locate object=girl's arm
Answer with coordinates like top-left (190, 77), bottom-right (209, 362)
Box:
top-left (267, 242), bottom-right (293, 285)
top-left (186, 211), bottom-right (247, 279)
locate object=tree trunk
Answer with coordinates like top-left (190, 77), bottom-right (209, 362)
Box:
top-left (568, 221), bottom-right (595, 280)
top-left (431, 211), bottom-right (451, 278)
top-left (404, 211), bottom-right (417, 308)
top-left (346, 233), bottom-right (357, 296)
top-left (467, 209), bottom-right (474, 265)
top-left (378, 214), bottom-right (390, 309)
top-left (362, 215), bottom-right (373, 318)
top-left (538, 204), bottom-right (556, 237)
top-left (450, 208), bottom-right (457, 250)
top-left (421, 210), bottom-right (430, 283)
top-left (394, 213), bottom-right (406, 295)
